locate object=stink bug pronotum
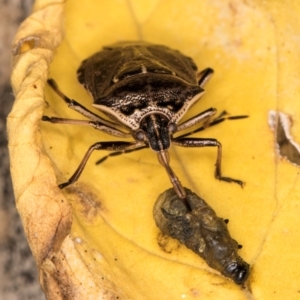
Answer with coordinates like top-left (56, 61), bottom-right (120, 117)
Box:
top-left (43, 42), bottom-right (247, 199)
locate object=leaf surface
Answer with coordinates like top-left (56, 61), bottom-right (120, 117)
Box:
top-left (8, 0), bottom-right (300, 299)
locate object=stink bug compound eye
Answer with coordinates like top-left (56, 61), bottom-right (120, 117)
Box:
top-left (153, 188), bottom-right (250, 285)
top-left (43, 41), bottom-right (248, 197)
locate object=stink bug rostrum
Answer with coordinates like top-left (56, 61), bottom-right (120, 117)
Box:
top-left (43, 42), bottom-right (247, 199)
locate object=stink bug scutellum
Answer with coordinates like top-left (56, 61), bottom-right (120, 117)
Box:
top-left (43, 42), bottom-right (247, 199)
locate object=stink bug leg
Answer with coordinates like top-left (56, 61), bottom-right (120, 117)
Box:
top-left (197, 67), bottom-right (214, 88)
top-left (58, 141), bottom-right (145, 189)
top-left (170, 67), bottom-right (246, 187)
top-left (44, 79), bottom-right (131, 138)
top-left (172, 136), bottom-right (244, 187)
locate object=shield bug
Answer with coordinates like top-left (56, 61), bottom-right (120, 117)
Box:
top-left (153, 188), bottom-right (250, 285)
top-left (43, 42), bottom-right (247, 198)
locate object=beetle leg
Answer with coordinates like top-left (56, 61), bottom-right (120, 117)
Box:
top-left (172, 137), bottom-right (244, 187)
top-left (197, 68), bottom-right (214, 88)
top-left (58, 141), bottom-right (143, 189)
top-left (47, 79), bottom-right (120, 128)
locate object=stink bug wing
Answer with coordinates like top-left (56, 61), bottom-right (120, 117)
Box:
top-left (77, 46), bottom-right (123, 99)
top-left (103, 42), bottom-right (199, 84)
top-left (146, 44), bottom-right (198, 84)
top-left (77, 42), bottom-right (199, 101)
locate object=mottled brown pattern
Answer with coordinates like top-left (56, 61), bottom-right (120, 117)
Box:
top-left (153, 188), bottom-right (250, 285)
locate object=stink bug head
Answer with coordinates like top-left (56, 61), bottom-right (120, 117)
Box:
top-left (134, 114), bottom-right (172, 152)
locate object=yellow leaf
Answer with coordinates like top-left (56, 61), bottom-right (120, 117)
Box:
top-left (8, 0), bottom-right (300, 299)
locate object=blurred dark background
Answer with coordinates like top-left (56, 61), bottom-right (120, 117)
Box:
top-left (0, 0), bottom-right (46, 299)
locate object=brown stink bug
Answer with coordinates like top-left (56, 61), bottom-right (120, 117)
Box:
top-left (43, 42), bottom-right (247, 198)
